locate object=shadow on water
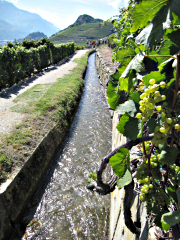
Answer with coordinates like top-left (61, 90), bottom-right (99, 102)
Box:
top-left (17, 53), bottom-right (112, 240)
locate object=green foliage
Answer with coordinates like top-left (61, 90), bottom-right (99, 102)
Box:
top-left (110, 147), bottom-right (130, 179)
top-left (159, 146), bottom-right (179, 165)
top-left (116, 113), bottom-right (142, 140)
top-left (106, 0), bottom-right (180, 234)
top-left (0, 40), bottom-right (75, 91)
top-left (116, 100), bottom-right (137, 117)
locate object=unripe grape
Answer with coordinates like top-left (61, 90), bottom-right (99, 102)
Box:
top-left (147, 109), bottom-right (153, 115)
top-left (149, 79), bottom-right (155, 85)
top-left (145, 178), bottom-right (149, 182)
top-left (175, 124), bottom-right (180, 130)
top-left (143, 98), bottom-right (148, 103)
top-left (140, 93), bottom-right (146, 99)
top-left (152, 84), bottom-right (159, 91)
top-left (155, 126), bottom-right (160, 132)
top-left (156, 106), bottom-right (161, 111)
top-left (145, 88), bottom-right (150, 95)
top-left (139, 106), bottom-right (145, 112)
top-left (139, 100), bottom-right (144, 106)
top-left (163, 102), bottom-right (168, 107)
top-left (155, 96), bottom-right (162, 102)
top-left (154, 91), bottom-right (160, 97)
top-left (149, 103), bottom-right (154, 109)
top-left (161, 112), bottom-right (166, 118)
top-left (136, 113), bottom-right (142, 119)
top-left (160, 81), bottom-right (166, 88)
top-left (139, 195), bottom-right (145, 201)
top-left (142, 116), bottom-right (148, 122)
top-left (160, 127), bottom-right (166, 133)
top-left (161, 95), bottom-right (166, 101)
top-left (167, 118), bottom-right (172, 124)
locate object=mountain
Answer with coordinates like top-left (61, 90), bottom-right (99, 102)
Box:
top-left (50, 15), bottom-right (114, 46)
top-left (0, 19), bottom-right (25, 40)
top-left (68, 14), bottom-right (103, 28)
top-left (0, 1), bottom-right (59, 40)
top-left (24, 32), bottom-right (47, 41)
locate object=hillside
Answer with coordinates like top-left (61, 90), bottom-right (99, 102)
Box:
top-left (23, 32), bottom-right (47, 41)
top-left (68, 14), bottom-right (103, 28)
top-left (50, 21), bottom-right (114, 46)
top-left (0, 1), bottom-right (59, 40)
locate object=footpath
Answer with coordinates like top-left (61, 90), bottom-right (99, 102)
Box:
top-left (0, 48), bottom-right (93, 240)
top-left (0, 49), bottom-right (89, 137)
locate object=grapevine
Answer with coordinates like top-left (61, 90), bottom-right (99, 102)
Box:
top-left (88, 0), bottom-right (180, 237)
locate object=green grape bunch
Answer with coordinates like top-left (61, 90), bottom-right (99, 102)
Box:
top-left (136, 79), bottom-right (180, 146)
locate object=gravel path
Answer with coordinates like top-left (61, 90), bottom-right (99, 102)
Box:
top-left (0, 49), bottom-right (89, 136)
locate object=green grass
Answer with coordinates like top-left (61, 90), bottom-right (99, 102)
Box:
top-left (0, 50), bottom-right (93, 184)
top-left (11, 83), bottom-right (52, 113)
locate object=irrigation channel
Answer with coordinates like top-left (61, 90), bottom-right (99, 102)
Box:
top-left (21, 53), bottom-right (112, 240)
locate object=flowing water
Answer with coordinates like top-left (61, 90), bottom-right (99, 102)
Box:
top-left (22, 53), bottom-right (112, 240)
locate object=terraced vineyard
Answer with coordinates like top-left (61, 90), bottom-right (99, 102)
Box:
top-left (50, 22), bottom-right (114, 46)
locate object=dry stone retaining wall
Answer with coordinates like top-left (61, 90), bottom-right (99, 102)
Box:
top-left (95, 49), bottom-right (149, 240)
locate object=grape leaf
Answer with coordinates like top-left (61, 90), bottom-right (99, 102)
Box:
top-left (131, 0), bottom-right (180, 49)
top-left (147, 118), bottom-right (157, 134)
top-left (116, 47), bottom-right (135, 66)
top-left (116, 100), bottom-right (137, 117)
top-left (116, 113), bottom-right (140, 140)
top-left (107, 74), bottom-right (127, 110)
top-left (129, 91), bottom-right (140, 104)
top-left (119, 77), bottom-right (128, 92)
top-left (158, 29), bottom-right (180, 64)
top-left (121, 52), bottom-right (145, 79)
top-left (142, 71), bottom-right (166, 87)
top-left (109, 147), bottom-right (130, 178)
top-left (117, 169), bottom-right (132, 189)
top-left (159, 146), bottom-right (179, 165)
top-left (130, 0), bottom-right (168, 33)
top-left (161, 209), bottom-right (180, 231)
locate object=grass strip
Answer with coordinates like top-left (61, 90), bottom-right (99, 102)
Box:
top-left (0, 50), bottom-right (93, 184)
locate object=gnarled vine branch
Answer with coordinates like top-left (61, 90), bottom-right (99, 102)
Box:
top-left (86, 133), bottom-right (154, 194)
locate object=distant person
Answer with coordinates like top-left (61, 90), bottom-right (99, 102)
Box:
top-left (92, 41), bottom-right (95, 48)
top-left (86, 40), bottom-right (89, 47)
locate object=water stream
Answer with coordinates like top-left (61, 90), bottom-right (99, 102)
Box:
top-left (22, 53), bottom-right (112, 240)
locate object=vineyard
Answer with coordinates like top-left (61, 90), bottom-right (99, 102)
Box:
top-left (89, 0), bottom-right (180, 237)
top-left (0, 38), bottom-right (74, 91)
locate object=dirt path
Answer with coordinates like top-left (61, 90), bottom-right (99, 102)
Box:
top-left (0, 49), bottom-right (89, 135)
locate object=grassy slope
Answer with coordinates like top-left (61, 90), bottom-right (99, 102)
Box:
top-left (50, 22), bottom-right (113, 46)
top-left (0, 50), bottom-right (94, 184)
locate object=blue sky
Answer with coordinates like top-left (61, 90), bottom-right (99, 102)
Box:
top-left (5, 0), bottom-right (128, 30)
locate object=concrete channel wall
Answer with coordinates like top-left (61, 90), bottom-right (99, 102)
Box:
top-left (0, 56), bottom-right (90, 240)
top-left (95, 50), bottom-right (149, 240)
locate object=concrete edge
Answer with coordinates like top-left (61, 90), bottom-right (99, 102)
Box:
top-left (0, 50), bottom-right (94, 240)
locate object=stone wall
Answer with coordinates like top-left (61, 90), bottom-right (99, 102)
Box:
top-left (95, 50), bottom-right (114, 96)
top-left (95, 49), bottom-right (149, 240)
